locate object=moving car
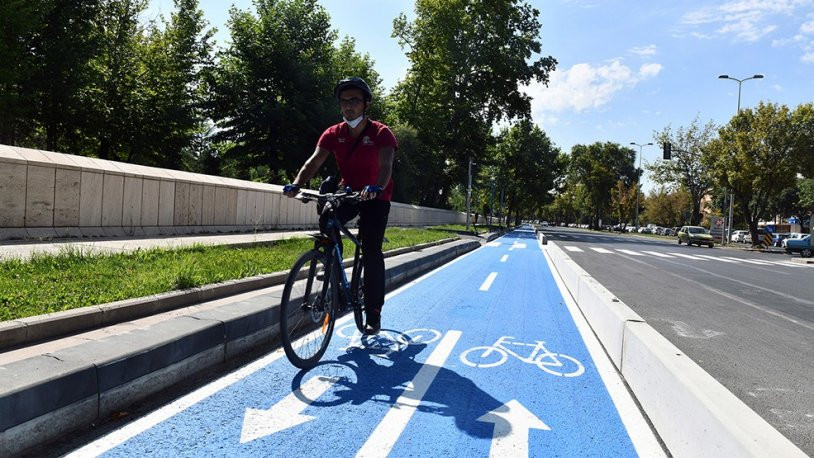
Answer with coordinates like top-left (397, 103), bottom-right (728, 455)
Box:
top-left (784, 234), bottom-right (812, 257)
top-left (677, 226), bottom-right (714, 248)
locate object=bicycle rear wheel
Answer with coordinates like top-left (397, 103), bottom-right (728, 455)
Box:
top-left (350, 262), bottom-right (365, 332)
top-left (280, 249), bottom-right (337, 369)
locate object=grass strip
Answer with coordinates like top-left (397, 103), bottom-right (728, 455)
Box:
top-left (0, 227), bottom-right (453, 321)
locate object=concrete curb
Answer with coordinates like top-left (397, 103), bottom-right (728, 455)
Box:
top-left (545, 241), bottom-right (806, 457)
top-left (0, 239), bottom-right (482, 456)
top-left (0, 237), bottom-right (459, 351)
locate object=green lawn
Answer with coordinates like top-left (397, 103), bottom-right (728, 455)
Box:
top-left (0, 227), bottom-right (454, 321)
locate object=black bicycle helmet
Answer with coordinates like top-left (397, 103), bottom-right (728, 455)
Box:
top-left (334, 77), bottom-right (373, 102)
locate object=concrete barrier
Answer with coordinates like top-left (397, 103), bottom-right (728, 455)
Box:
top-left (0, 144), bottom-right (468, 240)
top-left (545, 241), bottom-right (806, 457)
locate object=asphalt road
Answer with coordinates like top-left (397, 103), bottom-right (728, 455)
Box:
top-left (541, 226), bottom-right (814, 455)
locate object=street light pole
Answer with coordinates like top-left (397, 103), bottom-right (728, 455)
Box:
top-left (718, 73), bottom-right (763, 243)
top-left (630, 142), bottom-right (653, 229)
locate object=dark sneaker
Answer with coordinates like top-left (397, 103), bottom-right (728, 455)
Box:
top-left (363, 322), bottom-right (381, 336)
top-left (364, 311), bottom-right (381, 335)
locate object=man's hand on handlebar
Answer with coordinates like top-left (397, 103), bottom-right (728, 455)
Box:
top-left (361, 185), bottom-right (382, 200)
top-left (283, 183), bottom-right (300, 197)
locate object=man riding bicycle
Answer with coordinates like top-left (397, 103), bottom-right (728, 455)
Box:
top-left (283, 77), bottom-right (397, 335)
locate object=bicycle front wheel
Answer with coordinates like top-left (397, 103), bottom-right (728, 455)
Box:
top-left (280, 249), bottom-right (337, 369)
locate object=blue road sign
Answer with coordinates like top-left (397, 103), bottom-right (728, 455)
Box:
top-left (69, 228), bottom-right (657, 457)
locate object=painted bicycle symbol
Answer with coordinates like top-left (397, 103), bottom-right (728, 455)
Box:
top-left (337, 324), bottom-right (442, 357)
top-left (460, 336), bottom-right (585, 377)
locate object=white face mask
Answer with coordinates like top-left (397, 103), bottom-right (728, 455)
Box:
top-left (344, 115), bottom-right (364, 129)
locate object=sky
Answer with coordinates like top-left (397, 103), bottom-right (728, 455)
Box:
top-left (145, 0), bottom-right (814, 191)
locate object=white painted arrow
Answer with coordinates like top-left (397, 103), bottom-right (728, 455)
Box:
top-left (240, 375), bottom-right (338, 443)
top-left (477, 399), bottom-right (550, 457)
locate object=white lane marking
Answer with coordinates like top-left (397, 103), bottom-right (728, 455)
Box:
top-left (500, 255), bottom-right (509, 263)
top-left (763, 260), bottom-right (806, 268)
top-left (564, 246), bottom-right (583, 252)
top-left (477, 400), bottom-right (550, 457)
top-left (642, 251), bottom-right (675, 258)
top-left (67, 243), bottom-right (487, 456)
top-left (722, 257), bottom-right (772, 266)
top-left (615, 249), bottom-right (644, 256)
top-left (240, 376), bottom-right (338, 443)
top-left (480, 272), bottom-right (498, 291)
top-left (589, 247), bottom-right (613, 254)
top-left (667, 252), bottom-right (706, 260)
top-left (509, 242), bottom-right (527, 250)
top-left (560, 234), bottom-right (570, 238)
top-left (356, 330), bottom-right (463, 457)
top-left (696, 254), bottom-right (737, 263)
top-left (541, 246), bottom-right (666, 456)
top-left (486, 241), bottom-right (502, 247)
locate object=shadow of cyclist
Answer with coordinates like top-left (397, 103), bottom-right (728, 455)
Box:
top-left (290, 331), bottom-right (506, 441)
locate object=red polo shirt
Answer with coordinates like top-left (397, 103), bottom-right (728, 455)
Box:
top-left (317, 119), bottom-right (398, 201)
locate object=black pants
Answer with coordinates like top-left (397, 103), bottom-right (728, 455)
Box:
top-left (321, 199), bottom-right (390, 316)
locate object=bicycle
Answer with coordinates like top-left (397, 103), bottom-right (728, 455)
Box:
top-left (459, 335), bottom-right (585, 377)
top-left (279, 189), bottom-right (367, 369)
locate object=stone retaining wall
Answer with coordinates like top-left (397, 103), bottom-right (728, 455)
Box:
top-left (0, 144), bottom-right (466, 240)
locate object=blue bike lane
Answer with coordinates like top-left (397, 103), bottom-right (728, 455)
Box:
top-left (69, 228), bottom-right (664, 457)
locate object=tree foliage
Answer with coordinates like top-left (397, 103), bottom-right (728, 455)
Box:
top-left (704, 102), bottom-right (804, 244)
top-left (568, 142), bottom-right (637, 228)
top-left (650, 116), bottom-right (717, 225)
top-left (390, 0), bottom-right (556, 206)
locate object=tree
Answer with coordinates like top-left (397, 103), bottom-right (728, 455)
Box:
top-left (650, 116), bottom-right (717, 225)
top-left (705, 102), bottom-right (801, 245)
top-left (206, 0), bottom-right (336, 181)
top-left (641, 187), bottom-right (690, 228)
top-left (568, 142), bottom-right (637, 229)
top-left (30, 0), bottom-right (102, 151)
top-left (137, 0), bottom-right (215, 169)
top-left (390, 0), bottom-right (556, 206)
top-left (609, 180), bottom-right (638, 227)
top-left (0, 0), bottom-right (43, 145)
top-left (492, 120), bottom-right (560, 225)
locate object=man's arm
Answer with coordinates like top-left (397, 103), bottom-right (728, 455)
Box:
top-left (362, 146), bottom-right (395, 200)
top-left (286, 146), bottom-right (331, 196)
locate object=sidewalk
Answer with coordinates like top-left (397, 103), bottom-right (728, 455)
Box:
top-left (0, 228), bottom-right (501, 456)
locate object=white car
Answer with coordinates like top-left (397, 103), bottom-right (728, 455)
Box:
top-left (782, 233), bottom-right (806, 248)
top-left (730, 230), bottom-right (748, 243)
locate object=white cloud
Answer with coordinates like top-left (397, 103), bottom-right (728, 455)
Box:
top-left (629, 45), bottom-right (658, 57)
top-left (683, 0), bottom-right (813, 42)
top-left (525, 60), bottom-right (662, 116)
top-left (801, 20), bottom-right (814, 34)
top-left (802, 51), bottom-right (814, 62)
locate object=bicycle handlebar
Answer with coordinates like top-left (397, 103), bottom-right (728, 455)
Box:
top-left (294, 189), bottom-right (362, 204)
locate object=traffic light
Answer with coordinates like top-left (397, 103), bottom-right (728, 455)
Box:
top-left (663, 142), bottom-right (672, 160)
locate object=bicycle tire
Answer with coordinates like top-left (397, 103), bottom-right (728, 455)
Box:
top-left (459, 346), bottom-right (508, 368)
top-left (536, 353), bottom-right (585, 377)
top-left (280, 249), bottom-right (337, 369)
top-left (350, 261), bottom-right (365, 333)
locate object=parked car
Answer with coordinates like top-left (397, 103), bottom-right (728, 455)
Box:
top-left (784, 234), bottom-right (812, 257)
top-left (730, 230), bottom-right (748, 243)
top-left (782, 233), bottom-right (805, 248)
top-left (772, 232), bottom-right (790, 247)
top-left (677, 226), bottom-right (714, 247)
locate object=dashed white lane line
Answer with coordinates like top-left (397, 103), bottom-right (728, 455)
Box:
top-left (486, 241), bottom-right (502, 247)
top-left (667, 252), bottom-right (706, 260)
top-left (564, 246), bottom-right (583, 252)
top-left (642, 251), bottom-right (675, 258)
top-left (500, 255), bottom-right (509, 263)
top-left (589, 247), bottom-right (613, 254)
top-left (357, 330), bottom-right (463, 457)
top-left (722, 257), bottom-right (772, 266)
top-left (696, 254), bottom-right (737, 263)
top-left (479, 272), bottom-right (498, 291)
top-left (615, 249), bottom-right (644, 256)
